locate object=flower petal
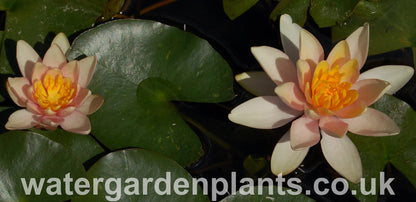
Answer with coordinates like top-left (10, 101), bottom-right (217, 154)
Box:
top-left (16, 40), bottom-right (41, 78)
top-left (5, 109), bottom-right (38, 130)
top-left (78, 56), bottom-right (97, 88)
top-left (235, 71), bottom-right (276, 96)
top-left (290, 115), bottom-right (320, 150)
top-left (26, 100), bottom-right (43, 115)
top-left (57, 106), bottom-right (76, 117)
top-left (299, 29), bottom-right (324, 68)
top-left (61, 60), bottom-right (79, 82)
top-left (321, 131), bottom-right (362, 183)
top-left (279, 14), bottom-right (301, 62)
top-left (251, 46), bottom-right (297, 85)
top-left (31, 62), bottom-right (49, 83)
top-left (319, 116), bottom-right (348, 138)
top-left (78, 94), bottom-right (105, 115)
top-left (274, 82), bottom-right (305, 111)
top-left (334, 99), bottom-right (367, 119)
top-left (6, 77), bottom-right (30, 107)
top-left (339, 59), bottom-right (359, 83)
top-left (271, 131), bottom-right (309, 176)
top-left (352, 79), bottom-right (391, 106)
top-left (60, 111), bottom-right (91, 135)
top-left (359, 65), bottom-right (414, 94)
top-left (228, 96), bottom-right (302, 129)
top-left (346, 23), bottom-right (369, 69)
top-left (296, 59), bottom-right (312, 92)
top-left (342, 108), bottom-right (400, 136)
top-left (43, 44), bottom-right (67, 68)
top-left (71, 86), bottom-right (91, 107)
top-left (51, 32), bottom-right (70, 55)
top-left (326, 40), bottom-right (350, 68)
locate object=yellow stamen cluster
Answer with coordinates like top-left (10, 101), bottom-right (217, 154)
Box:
top-left (305, 61), bottom-right (358, 113)
top-left (33, 72), bottom-right (75, 111)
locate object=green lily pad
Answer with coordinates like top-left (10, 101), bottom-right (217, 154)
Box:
top-left (72, 148), bottom-right (210, 201)
top-left (221, 186), bottom-right (315, 201)
top-left (30, 128), bottom-right (105, 163)
top-left (67, 19), bottom-right (234, 166)
top-left (0, 0), bottom-right (107, 74)
top-left (0, 131), bottom-right (87, 202)
top-left (332, 0), bottom-right (416, 56)
top-left (269, 0), bottom-right (309, 26)
top-left (0, 0), bottom-right (15, 10)
top-left (223, 0), bottom-right (259, 20)
top-left (309, 0), bottom-right (359, 28)
top-left (348, 95), bottom-right (416, 201)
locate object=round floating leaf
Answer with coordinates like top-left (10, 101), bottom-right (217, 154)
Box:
top-left (309, 0), bottom-right (359, 28)
top-left (270, 0), bottom-right (309, 26)
top-left (31, 128), bottom-right (105, 163)
top-left (0, 131), bottom-right (87, 202)
top-left (223, 0), bottom-right (259, 20)
top-left (67, 19), bottom-right (234, 166)
top-left (73, 148), bottom-right (210, 201)
top-left (348, 95), bottom-right (416, 201)
top-left (221, 186), bottom-right (315, 201)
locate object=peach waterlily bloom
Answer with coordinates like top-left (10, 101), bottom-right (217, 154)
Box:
top-left (5, 33), bottom-right (104, 135)
top-left (229, 14), bottom-right (414, 182)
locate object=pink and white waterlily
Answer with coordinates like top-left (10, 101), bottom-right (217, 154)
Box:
top-left (5, 33), bottom-right (104, 135)
top-left (229, 14), bottom-right (414, 182)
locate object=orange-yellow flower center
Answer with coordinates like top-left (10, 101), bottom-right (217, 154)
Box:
top-left (33, 72), bottom-right (75, 112)
top-left (305, 61), bottom-right (358, 113)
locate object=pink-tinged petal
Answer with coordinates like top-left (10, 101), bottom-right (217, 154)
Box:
top-left (342, 108), bottom-right (400, 136)
top-left (16, 40), bottom-right (41, 78)
top-left (319, 116), bottom-right (348, 138)
top-left (251, 46), bottom-right (297, 85)
top-left (6, 77), bottom-right (30, 107)
top-left (26, 100), bottom-right (43, 115)
top-left (274, 82), bottom-right (305, 111)
top-left (78, 56), bottom-right (97, 87)
top-left (326, 40), bottom-right (351, 68)
top-left (60, 111), bottom-right (91, 135)
top-left (352, 79), bottom-right (391, 106)
top-left (359, 65), bottom-right (414, 94)
top-left (290, 115), bottom-right (320, 150)
top-left (271, 131), bottom-right (309, 175)
top-left (346, 23), bottom-right (369, 69)
top-left (296, 59), bottom-right (312, 92)
top-left (299, 29), bottom-right (324, 68)
top-left (61, 60), bottom-right (79, 82)
top-left (78, 94), bottom-right (105, 115)
top-left (31, 62), bottom-right (49, 83)
top-left (228, 96), bottom-right (302, 129)
top-left (57, 106), bottom-right (76, 117)
top-left (51, 32), bottom-right (70, 55)
top-left (235, 71), bottom-right (276, 96)
top-left (71, 86), bottom-right (91, 107)
top-left (40, 118), bottom-right (60, 129)
top-left (339, 59), bottom-right (359, 83)
top-left (43, 44), bottom-right (67, 68)
top-left (321, 131), bottom-right (362, 183)
top-left (279, 14), bottom-right (301, 62)
top-left (5, 109), bottom-right (38, 130)
top-left (334, 99), bottom-right (367, 119)
top-left (44, 68), bottom-right (63, 78)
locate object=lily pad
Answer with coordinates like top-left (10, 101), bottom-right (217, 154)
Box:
top-left (223, 0), bottom-right (259, 20)
top-left (221, 186), bottom-right (315, 201)
top-left (332, 0), bottom-right (416, 56)
top-left (67, 19), bottom-right (234, 166)
top-left (30, 128), bottom-right (105, 163)
top-left (269, 0), bottom-right (309, 26)
top-left (309, 0), bottom-right (359, 28)
top-left (348, 95), bottom-right (416, 201)
top-left (0, 131), bottom-right (87, 202)
top-left (73, 148), bottom-right (210, 201)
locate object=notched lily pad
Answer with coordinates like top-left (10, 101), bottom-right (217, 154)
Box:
top-left (67, 19), bottom-right (234, 166)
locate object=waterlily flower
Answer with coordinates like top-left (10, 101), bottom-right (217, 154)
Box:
top-left (229, 14), bottom-right (414, 182)
top-left (5, 33), bottom-right (104, 135)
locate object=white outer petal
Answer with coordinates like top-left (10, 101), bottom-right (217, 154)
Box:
top-left (52, 32), bottom-right (71, 55)
top-left (346, 23), bottom-right (369, 69)
top-left (228, 96), bottom-right (302, 129)
top-left (235, 71), bottom-right (276, 96)
top-left (358, 65), bottom-right (414, 94)
top-left (321, 131), bottom-right (362, 183)
top-left (271, 131), bottom-right (309, 176)
top-left (279, 14), bottom-right (301, 62)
